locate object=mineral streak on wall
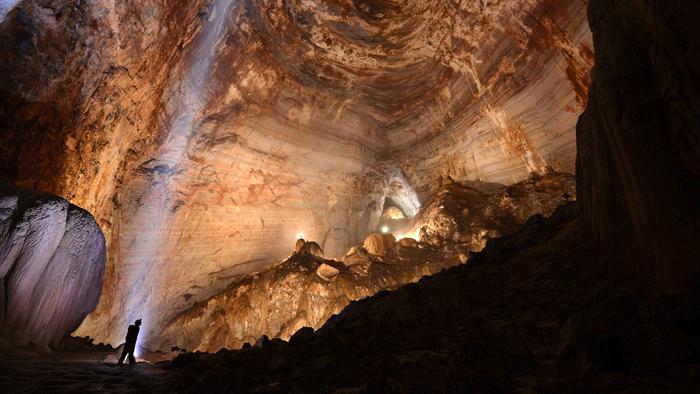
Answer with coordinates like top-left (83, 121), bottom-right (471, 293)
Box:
top-left (0, 0), bottom-right (592, 348)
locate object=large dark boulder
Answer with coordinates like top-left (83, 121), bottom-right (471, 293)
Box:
top-left (0, 183), bottom-right (106, 347)
top-left (577, 0), bottom-right (700, 290)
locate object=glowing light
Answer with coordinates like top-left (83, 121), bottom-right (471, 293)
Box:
top-left (0, 0), bottom-right (21, 24)
top-left (112, 0), bottom-right (236, 349)
top-left (381, 225), bottom-right (389, 234)
top-left (134, 332), bottom-right (143, 358)
top-left (297, 233), bottom-right (304, 240)
top-left (397, 228), bottom-right (421, 241)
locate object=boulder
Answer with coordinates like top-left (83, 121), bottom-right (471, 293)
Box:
top-left (382, 233), bottom-right (397, 250)
top-left (294, 238), bottom-right (306, 253)
top-left (398, 238), bottom-right (419, 248)
top-left (289, 327), bottom-right (314, 345)
top-left (0, 184), bottom-right (106, 347)
top-left (317, 263), bottom-right (340, 282)
top-left (341, 247), bottom-right (373, 276)
top-left (254, 335), bottom-right (270, 348)
top-left (363, 233), bottom-right (390, 256)
top-left (303, 241), bottom-right (323, 258)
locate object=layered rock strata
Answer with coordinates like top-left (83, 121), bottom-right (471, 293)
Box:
top-left (0, 184), bottom-right (105, 347)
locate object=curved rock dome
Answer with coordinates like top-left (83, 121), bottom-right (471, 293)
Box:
top-left (0, 0), bottom-right (591, 347)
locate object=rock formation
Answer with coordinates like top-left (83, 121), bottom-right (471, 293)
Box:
top-left (154, 172), bottom-right (574, 351)
top-left (0, 183), bottom-right (105, 347)
top-left (156, 237), bottom-right (460, 352)
top-left (410, 170), bottom-right (576, 252)
top-left (0, 0), bottom-right (592, 347)
top-left (3, 0), bottom-right (700, 390)
top-left (152, 202), bottom-right (700, 393)
top-left (577, 0), bottom-right (700, 290)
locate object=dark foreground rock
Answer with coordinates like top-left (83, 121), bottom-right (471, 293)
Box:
top-left (153, 203), bottom-right (700, 393)
top-left (577, 0), bottom-right (700, 290)
top-left (0, 183), bottom-right (106, 348)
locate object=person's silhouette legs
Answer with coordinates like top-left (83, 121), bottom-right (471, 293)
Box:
top-left (118, 346), bottom-right (136, 365)
top-left (117, 347), bottom-right (128, 364)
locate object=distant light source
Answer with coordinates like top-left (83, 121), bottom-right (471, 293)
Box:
top-left (397, 228), bottom-right (421, 241)
top-left (134, 323), bottom-right (144, 358)
top-left (297, 232), bottom-right (304, 240)
top-left (381, 225), bottom-right (389, 234)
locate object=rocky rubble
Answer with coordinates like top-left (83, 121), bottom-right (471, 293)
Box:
top-left (155, 236), bottom-right (460, 352)
top-left (0, 183), bottom-right (105, 347)
top-left (147, 202), bottom-right (699, 392)
top-left (410, 170), bottom-right (576, 253)
top-left (153, 171), bottom-right (574, 352)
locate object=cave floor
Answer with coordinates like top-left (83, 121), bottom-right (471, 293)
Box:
top-left (0, 350), bottom-right (166, 393)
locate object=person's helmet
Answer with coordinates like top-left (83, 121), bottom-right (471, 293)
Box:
top-left (135, 319), bottom-right (142, 326)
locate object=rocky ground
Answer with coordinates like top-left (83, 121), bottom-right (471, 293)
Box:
top-left (3, 202), bottom-right (698, 393)
top-left (155, 204), bottom-right (700, 393)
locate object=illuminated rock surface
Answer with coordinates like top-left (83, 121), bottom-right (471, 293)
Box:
top-left (410, 170), bottom-right (576, 252)
top-left (0, 0), bottom-right (592, 347)
top-left (157, 240), bottom-right (459, 352)
top-left (0, 184), bottom-right (105, 347)
top-left (157, 172), bottom-right (575, 352)
top-left (0, 0), bottom-right (699, 391)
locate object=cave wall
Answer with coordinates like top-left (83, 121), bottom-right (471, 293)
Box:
top-left (389, 0), bottom-right (593, 200)
top-left (578, 0), bottom-right (700, 291)
top-left (0, 1), bottom-right (387, 346)
top-left (1, 0), bottom-right (593, 347)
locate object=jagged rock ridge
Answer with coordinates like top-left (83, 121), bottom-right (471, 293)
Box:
top-left (157, 172), bottom-right (575, 352)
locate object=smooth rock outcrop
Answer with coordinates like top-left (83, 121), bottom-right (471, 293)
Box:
top-left (577, 0), bottom-right (700, 290)
top-left (0, 184), bottom-right (105, 347)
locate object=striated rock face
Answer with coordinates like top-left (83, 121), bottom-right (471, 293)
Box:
top-left (0, 0), bottom-right (592, 346)
top-left (577, 0), bottom-right (700, 290)
top-left (0, 184), bottom-right (105, 347)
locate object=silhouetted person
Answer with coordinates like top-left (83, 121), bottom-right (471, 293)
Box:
top-left (118, 319), bottom-right (141, 365)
